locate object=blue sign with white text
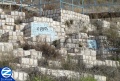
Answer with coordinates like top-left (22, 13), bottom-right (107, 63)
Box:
top-left (0, 67), bottom-right (15, 81)
top-left (31, 22), bottom-right (57, 41)
top-left (87, 40), bottom-right (97, 49)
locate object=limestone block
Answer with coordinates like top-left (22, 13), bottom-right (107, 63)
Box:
top-left (66, 44), bottom-right (76, 48)
top-left (2, 25), bottom-right (14, 30)
top-left (105, 60), bottom-right (112, 66)
top-left (90, 50), bottom-right (97, 56)
top-left (0, 43), bottom-right (13, 52)
top-left (96, 36), bottom-right (107, 40)
top-left (0, 20), bottom-right (5, 26)
top-left (96, 60), bottom-right (104, 66)
top-left (91, 56), bottom-right (96, 61)
top-left (96, 19), bottom-right (110, 28)
top-left (30, 51), bottom-right (42, 59)
top-left (20, 58), bottom-right (38, 66)
top-left (79, 55), bottom-right (86, 60)
top-left (5, 18), bottom-right (14, 25)
top-left (5, 18), bottom-right (14, 23)
top-left (72, 39), bottom-right (80, 44)
top-left (112, 61), bottom-right (117, 67)
top-left (94, 75), bottom-right (106, 81)
top-left (0, 14), bottom-right (5, 19)
top-left (89, 61), bottom-right (94, 65)
top-left (11, 11), bottom-right (25, 17)
top-left (75, 33), bottom-right (88, 39)
top-left (48, 60), bottom-right (62, 68)
top-left (24, 51), bottom-right (31, 56)
top-left (105, 60), bottom-right (119, 67)
top-left (12, 71), bottom-right (28, 81)
top-left (0, 8), bottom-right (3, 13)
top-left (59, 48), bottom-right (67, 55)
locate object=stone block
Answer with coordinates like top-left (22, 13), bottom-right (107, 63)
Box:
top-left (0, 20), bottom-right (5, 26)
top-left (96, 19), bottom-right (110, 29)
top-left (30, 51), bottom-right (42, 59)
top-left (59, 48), bottom-right (67, 55)
top-left (0, 43), bottom-right (13, 52)
top-left (48, 60), bottom-right (62, 68)
top-left (0, 8), bottom-right (3, 13)
top-left (11, 11), bottom-right (25, 17)
top-left (94, 75), bottom-right (106, 81)
top-left (5, 18), bottom-right (14, 25)
top-left (20, 58), bottom-right (38, 66)
top-left (12, 71), bottom-right (28, 81)
top-left (96, 60), bottom-right (104, 66)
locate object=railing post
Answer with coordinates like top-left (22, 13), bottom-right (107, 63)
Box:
top-left (20, 0), bottom-right (23, 12)
top-left (72, 0), bottom-right (73, 12)
top-left (60, 0), bottom-right (63, 9)
top-left (82, 0), bottom-right (84, 14)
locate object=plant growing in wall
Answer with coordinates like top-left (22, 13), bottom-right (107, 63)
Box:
top-left (79, 42), bottom-right (83, 47)
top-left (52, 39), bottom-right (60, 48)
top-left (64, 19), bottom-right (74, 27)
top-left (15, 19), bottom-right (22, 25)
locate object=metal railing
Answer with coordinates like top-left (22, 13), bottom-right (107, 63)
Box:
top-left (0, 0), bottom-right (120, 13)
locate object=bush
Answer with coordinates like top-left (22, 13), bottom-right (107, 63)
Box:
top-left (21, 42), bottom-right (61, 60)
top-left (52, 40), bottom-right (60, 48)
top-left (91, 65), bottom-right (119, 80)
top-left (0, 53), bottom-right (16, 69)
top-left (35, 43), bottom-right (61, 59)
top-left (64, 19), bottom-right (74, 27)
top-left (15, 19), bottom-right (22, 25)
top-left (61, 55), bottom-right (78, 70)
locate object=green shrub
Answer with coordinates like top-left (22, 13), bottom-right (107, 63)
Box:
top-left (80, 76), bottom-right (97, 81)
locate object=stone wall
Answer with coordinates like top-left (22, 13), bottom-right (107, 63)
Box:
top-left (39, 9), bottom-right (90, 23)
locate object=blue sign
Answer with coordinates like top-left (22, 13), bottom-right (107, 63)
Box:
top-left (31, 22), bottom-right (57, 41)
top-left (87, 40), bottom-right (97, 49)
top-left (0, 67), bottom-right (15, 81)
